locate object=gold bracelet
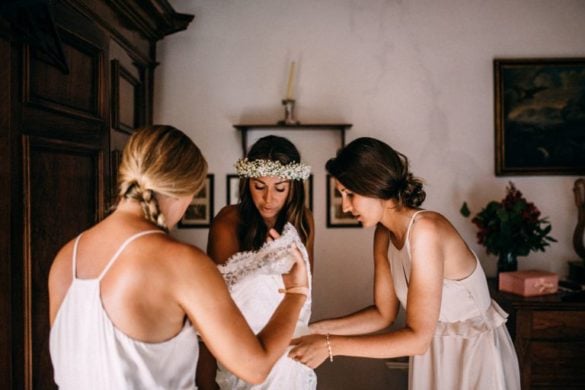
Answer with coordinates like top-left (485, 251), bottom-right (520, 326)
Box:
top-left (326, 333), bottom-right (334, 362)
top-left (278, 286), bottom-right (309, 297)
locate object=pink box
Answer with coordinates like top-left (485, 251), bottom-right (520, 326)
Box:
top-left (498, 270), bottom-right (558, 297)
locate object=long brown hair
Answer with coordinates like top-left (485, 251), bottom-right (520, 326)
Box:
top-left (238, 135), bottom-right (311, 251)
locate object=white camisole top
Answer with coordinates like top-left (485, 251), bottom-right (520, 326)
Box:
top-left (49, 230), bottom-right (199, 389)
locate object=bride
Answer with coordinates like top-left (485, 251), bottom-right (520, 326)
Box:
top-left (196, 135), bottom-right (316, 390)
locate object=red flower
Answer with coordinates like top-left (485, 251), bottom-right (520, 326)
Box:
top-left (460, 182), bottom-right (556, 257)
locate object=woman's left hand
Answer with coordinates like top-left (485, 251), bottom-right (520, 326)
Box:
top-left (288, 334), bottom-right (330, 369)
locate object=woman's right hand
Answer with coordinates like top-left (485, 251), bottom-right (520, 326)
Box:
top-left (283, 243), bottom-right (308, 290)
top-left (268, 229), bottom-right (308, 290)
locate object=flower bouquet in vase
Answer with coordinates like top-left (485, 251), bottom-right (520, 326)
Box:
top-left (461, 182), bottom-right (556, 280)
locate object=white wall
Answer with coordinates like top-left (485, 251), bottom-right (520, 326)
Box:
top-left (154, 1), bottom-right (585, 388)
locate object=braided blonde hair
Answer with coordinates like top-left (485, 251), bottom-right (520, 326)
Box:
top-left (117, 125), bottom-right (208, 230)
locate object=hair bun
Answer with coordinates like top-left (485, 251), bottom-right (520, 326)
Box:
top-left (401, 173), bottom-right (426, 208)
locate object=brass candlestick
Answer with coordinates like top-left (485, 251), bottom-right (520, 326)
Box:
top-left (278, 99), bottom-right (299, 125)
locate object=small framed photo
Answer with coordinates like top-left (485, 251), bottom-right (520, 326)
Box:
top-left (226, 174), bottom-right (241, 206)
top-left (179, 174), bottom-right (214, 228)
top-left (326, 175), bottom-right (360, 228)
top-left (304, 174), bottom-right (313, 211)
top-left (111, 59), bottom-right (144, 134)
top-left (494, 58), bottom-right (585, 175)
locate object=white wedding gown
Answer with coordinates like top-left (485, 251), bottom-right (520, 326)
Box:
top-left (216, 223), bottom-right (317, 390)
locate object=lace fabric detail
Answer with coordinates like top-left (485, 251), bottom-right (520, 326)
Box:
top-left (218, 223), bottom-right (308, 289)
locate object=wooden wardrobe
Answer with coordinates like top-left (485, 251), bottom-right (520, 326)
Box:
top-left (0, 1), bottom-right (193, 388)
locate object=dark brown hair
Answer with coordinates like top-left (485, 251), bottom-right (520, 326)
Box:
top-left (326, 137), bottom-right (425, 208)
top-left (238, 135), bottom-right (311, 251)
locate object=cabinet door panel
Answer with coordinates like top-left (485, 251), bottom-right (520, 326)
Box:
top-left (25, 28), bottom-right (103, 121)
top-left (529, 341), bottom-right (585, 387)
top-left (532, 311), bottom-right (585, 339)
top-left (23, 136), bottom-right (102, 389)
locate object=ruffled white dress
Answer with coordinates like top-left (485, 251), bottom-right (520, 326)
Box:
top-left (216, 223), bottom-right (317, 390)
top-left (389, 210), bottom-right (520, 390)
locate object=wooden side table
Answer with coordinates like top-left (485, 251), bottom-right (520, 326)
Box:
top-left (489, 279), bottom-right (585, 389)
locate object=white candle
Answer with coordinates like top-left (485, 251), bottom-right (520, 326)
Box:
top-left (286, 61), bottom-right (296, 100)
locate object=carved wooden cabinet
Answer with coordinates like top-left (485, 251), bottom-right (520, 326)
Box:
top-left (0, 1), bottom-right (193, 388)
top-left (490, 279), bottom-right (585, 389)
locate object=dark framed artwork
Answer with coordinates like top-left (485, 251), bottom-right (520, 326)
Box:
top-left (304, 174), bottom-right (313, 211)
top-left (226, 174), bottom-right (240, 205)
top-left (494, 58), bottom-right (585, 176)
top-left (179, 174), bottom-right (214, 228)
top-left (326, 175), bottom-right (360, 228)
top-left (111, 59), bottom-right (144, 134)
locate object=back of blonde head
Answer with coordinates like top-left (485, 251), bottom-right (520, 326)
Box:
top-left (117, 125), bottom-right (208, 230)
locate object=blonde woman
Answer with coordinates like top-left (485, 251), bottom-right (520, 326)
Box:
top-left (49, 125), bottom-right (308, 389)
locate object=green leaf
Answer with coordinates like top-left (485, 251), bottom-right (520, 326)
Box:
top-left (460, 202), bottom-right (471, 217)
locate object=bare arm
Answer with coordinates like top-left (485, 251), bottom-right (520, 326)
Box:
top-left (175, 243), bottom-right (307, 385)
top-left (206, 206), bottom-right (241, 265)
top-left (305, 208), bottom-right (315, 272)
top-left (291, 216), bottom-right (444, 368)
top-left (49, 242), bottom-right (75, 326)
top-left (310, 224), bottom-right (399, 335)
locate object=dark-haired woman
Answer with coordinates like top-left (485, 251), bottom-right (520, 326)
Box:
top-left (197, 135), bottom-right (316, 389)
top-left (289, 137), bottom-right (520, 390)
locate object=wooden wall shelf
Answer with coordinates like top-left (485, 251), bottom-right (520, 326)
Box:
top-left (234, 123), bottom-right (353, 155)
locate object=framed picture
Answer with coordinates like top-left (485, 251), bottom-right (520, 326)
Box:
top-left (304, 174), bottom-right (313, 211)
top-left (111, 59), bottom-right (144, 134)
top-left (226, 174), bottom-right (240, 205)
top-left (326, 175), bottom-right (360, 228)
top-left (494, 58), bottom-right (585, 175)
top-left (179, 174), bottom-right (214, 228)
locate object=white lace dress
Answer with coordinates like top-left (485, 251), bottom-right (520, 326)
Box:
top-left (216, 223), bottom-right (316, 390)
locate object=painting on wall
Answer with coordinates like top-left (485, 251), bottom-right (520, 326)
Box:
top-left (494, 58), bottom-right (585, 175)
top-left (304, 174), bottom-right (313, 211)
top-left (226, 174), bottom-right (240, 206)
top-left (179, 174), bottom-right (214, 228)
top-left (326, 175), bottom-right (360, 228)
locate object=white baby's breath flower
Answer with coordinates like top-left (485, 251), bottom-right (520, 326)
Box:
top-left (234, 158), bottom-right (311, 181)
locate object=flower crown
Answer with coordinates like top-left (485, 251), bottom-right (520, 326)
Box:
top-left (235, 158), bottom-right (311, 181)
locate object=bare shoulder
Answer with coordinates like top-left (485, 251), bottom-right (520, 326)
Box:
top-left (410, 211), bottom-right (456, 243)
top-left (213, 205), bottom-right (240, 226)
top-left (49, 239), bottom-right (76, 287)
top-left (207, 205), bottom-right (240, 264)
top-left (48, 237), bottom-right (78, 324)
top-left (142, 233), bottom-right (211, 270)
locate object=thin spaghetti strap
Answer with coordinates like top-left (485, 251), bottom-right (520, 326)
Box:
top-left (96, 230), bottom-right (164, 281)
top-left (404, 209), bottom-right (428, 254)
top-left (71, 234), bottom-right (84, 279)
top-left (405, 210), bottom-right (427, 237)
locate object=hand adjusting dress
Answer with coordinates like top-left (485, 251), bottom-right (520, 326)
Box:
top-left (50, 230), bottom-right (199, 390)
top-left (216, 223), bottom-right (317, 390)
top-left (388, 210), bottom-right (521, 390)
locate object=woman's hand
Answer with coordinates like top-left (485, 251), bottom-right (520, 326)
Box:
top-left (282, 242), bottom-right (308, 291)
top-left (288, 334), bottom-right (330, 369)
top-left (268, 229), bottom-right (308, 291)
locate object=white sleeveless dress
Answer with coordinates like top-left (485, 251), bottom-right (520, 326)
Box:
top-left (215, 223), bottom-right (317, 390)
top-left (50, 230), bottom-right (199, 389)
top-left (388, 210), bottom-right (520, 390)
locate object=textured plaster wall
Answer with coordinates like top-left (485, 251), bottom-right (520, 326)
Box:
top-left (154, 1), bottom-right (585, 388)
